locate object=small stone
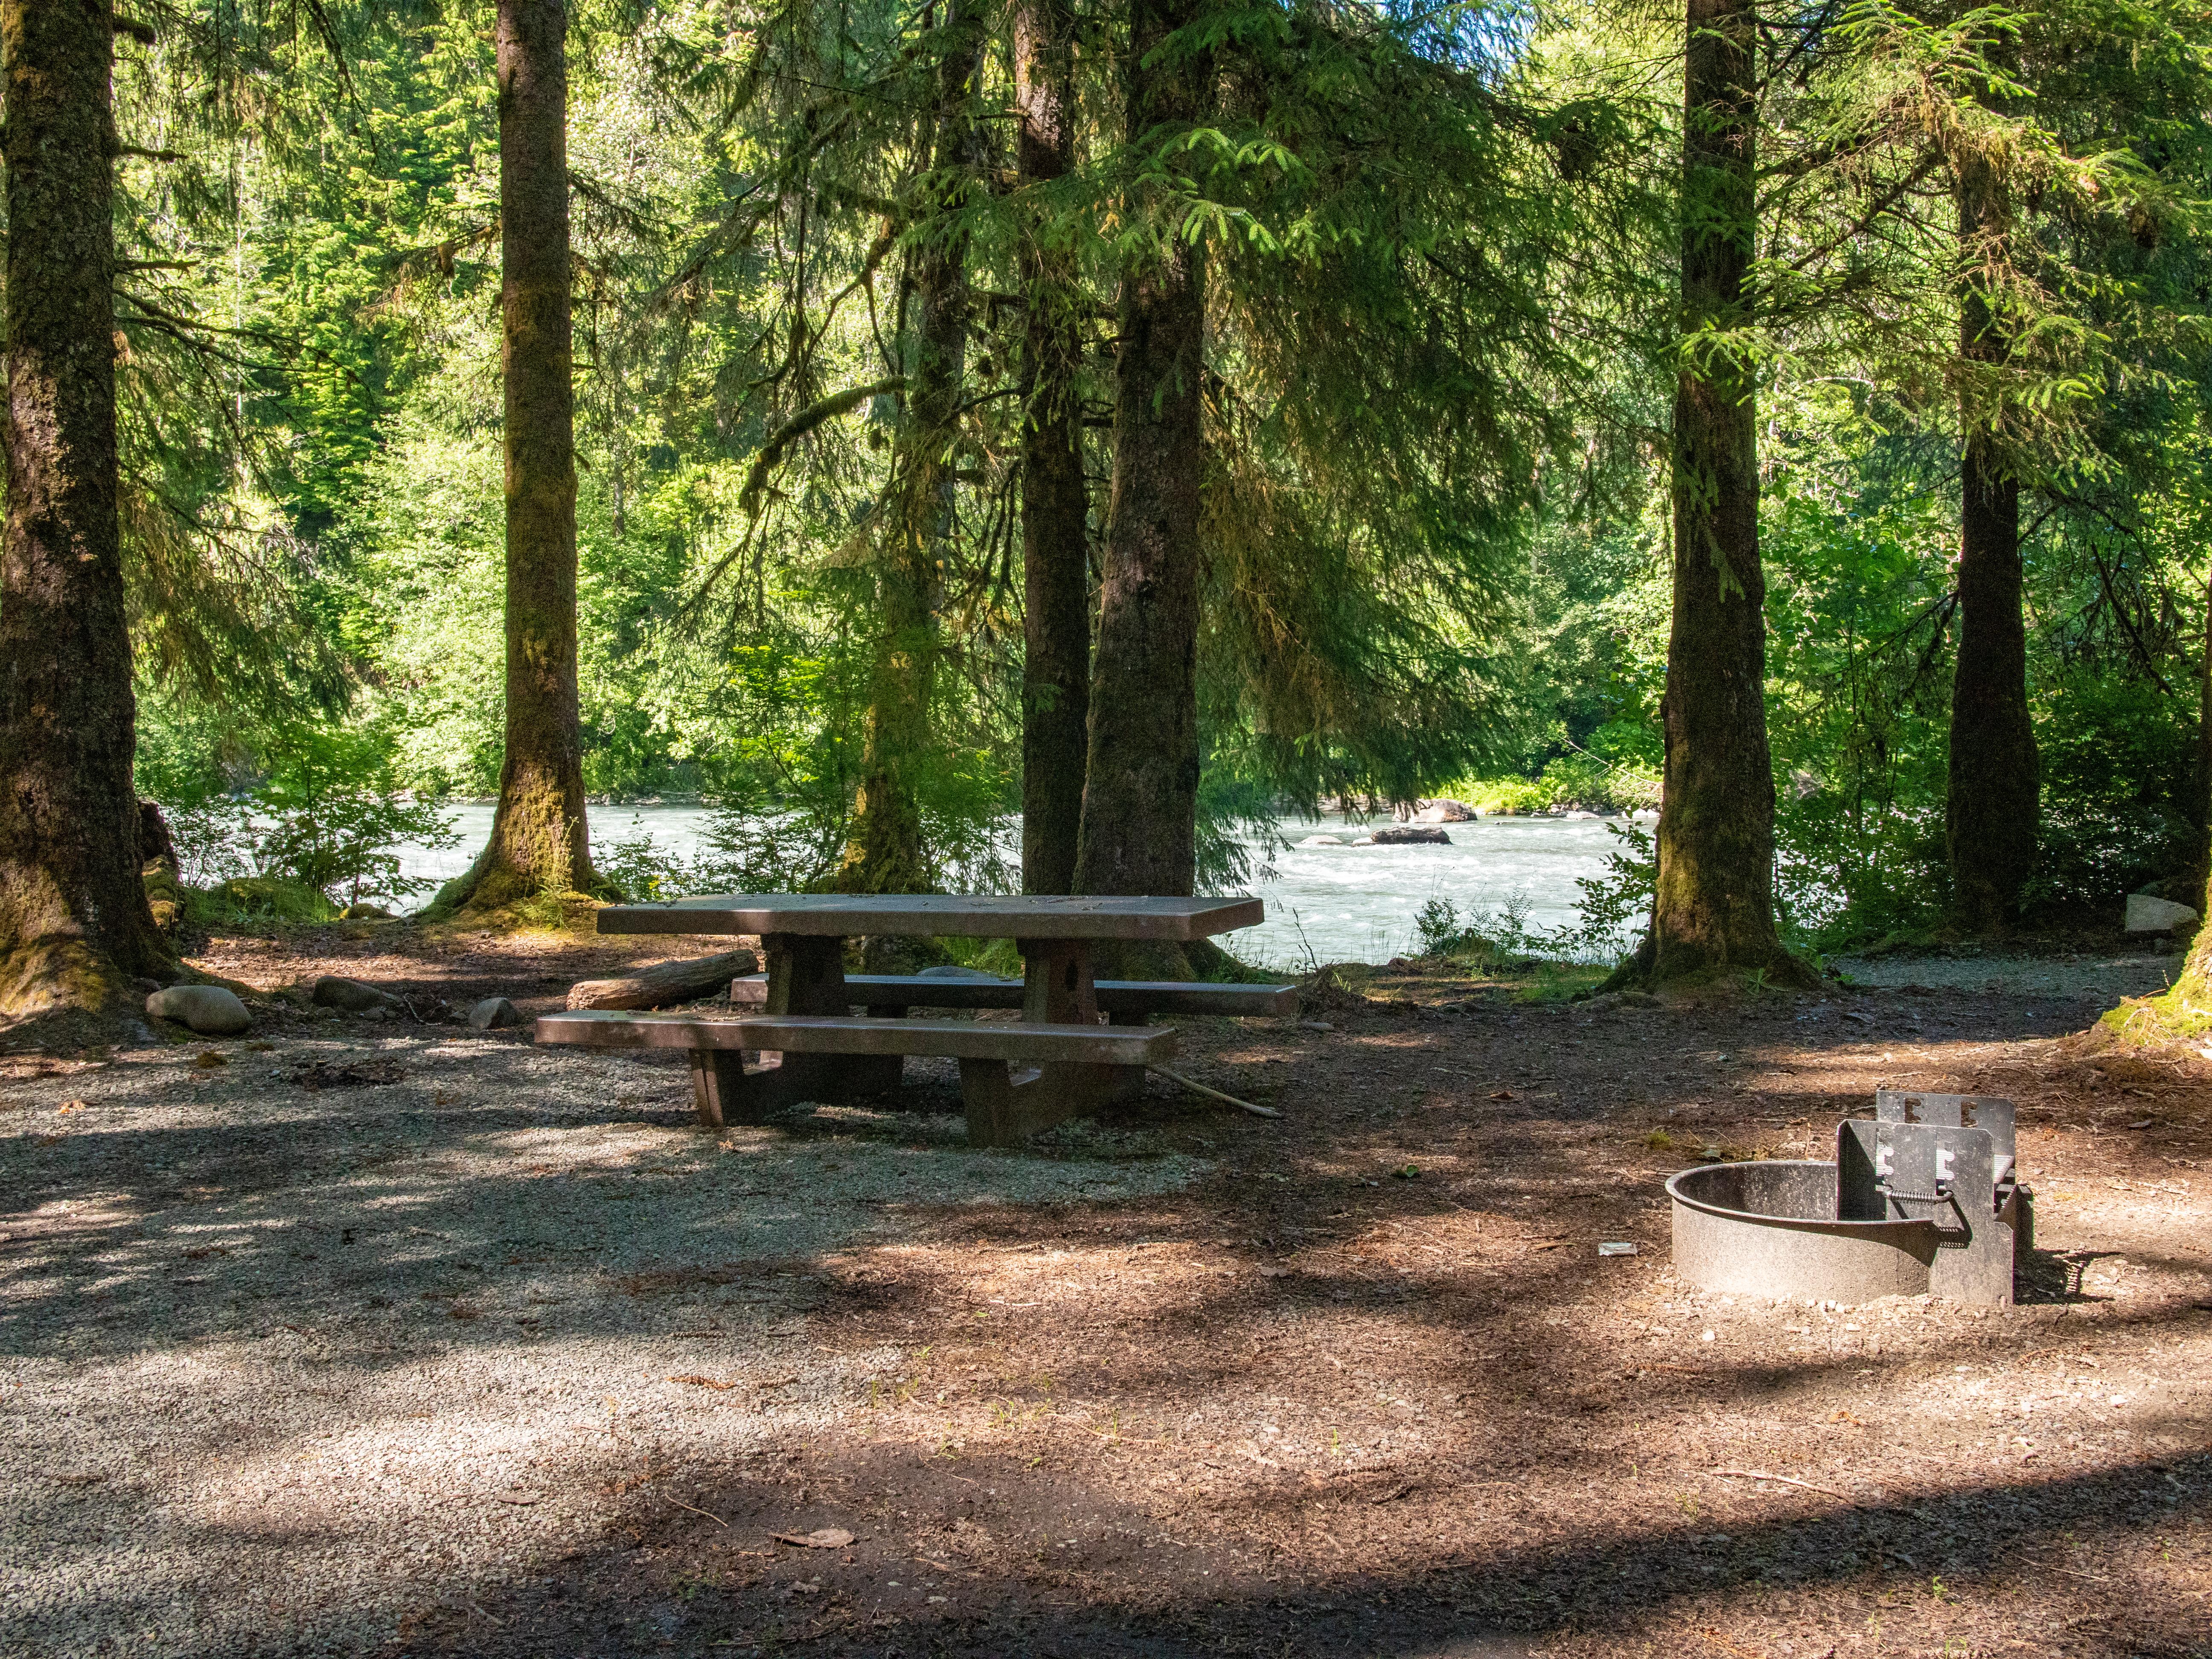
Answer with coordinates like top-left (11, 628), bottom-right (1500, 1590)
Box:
top-left (337, 902), bottom-right (395, 921)
top-left (469, 996), bottom-right (523, 1030)
top-left (311, 975), bottom-right (404, 1013)
top-left (145, 985), bottom-right (252, 1037)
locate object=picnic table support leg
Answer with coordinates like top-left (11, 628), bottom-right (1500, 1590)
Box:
top-left (960, 1058), bottom-right (1131, 1148)
top-left (760, 932), bottom-right (904, 1100)
top-left (685, 1048), bottom-right (770, 1128)
top-left (1019, 937), bottom-right (1101, 1024)
top-left (960, 938), bottom-right (1141, 1141)
top-left (1009, 937), bottom-right (1145, 1122)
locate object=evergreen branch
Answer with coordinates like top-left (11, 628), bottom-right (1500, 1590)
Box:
top-left (116, 292), bottom-right (364, 387)
top-left (382, 221), bottom-right (501, 283)
top-left (568, 169), bottom-right (678, 242)
top-left (739, 377), bottom-right (906, 515)
top-left (1764, 156), bottom-right (1944, 272)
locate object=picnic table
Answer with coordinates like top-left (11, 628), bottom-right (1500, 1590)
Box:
top-left (534, 893), bottom-right (1290, 1146)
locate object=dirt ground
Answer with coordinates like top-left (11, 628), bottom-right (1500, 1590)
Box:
top-left (5, 919), bottom-right (2209, 1659)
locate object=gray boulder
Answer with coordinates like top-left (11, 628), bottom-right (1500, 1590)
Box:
top-left (2125, 893), bottom-right (2199, 934)
top-left (1414, 799), bottom-right (1477, 824)
top-left (468, 996), bottom-right (524, 1030)
top-left (311, 975), bottom-right (404, 1013)
top-left (145, 985), bottom-right (252, 1036)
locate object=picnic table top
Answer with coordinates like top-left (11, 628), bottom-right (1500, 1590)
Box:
top-left (594, 892), bottom-right (1265, 941)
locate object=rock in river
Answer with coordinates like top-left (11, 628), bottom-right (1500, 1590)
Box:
top-left (1363, 826), bottom-right (1452, 846)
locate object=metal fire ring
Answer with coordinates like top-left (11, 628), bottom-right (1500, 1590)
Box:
top-left (1667, 1160), bottom-right (1941, 1304)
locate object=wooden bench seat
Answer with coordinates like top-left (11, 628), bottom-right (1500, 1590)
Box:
top-left (536, 1010), bottom-right (1177, 1146)
top-left (728, 972), bottom-right (1295, 1020)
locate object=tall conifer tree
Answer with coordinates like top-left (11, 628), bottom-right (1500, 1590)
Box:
top-left (0, 0), bottom-right (174, 1025)
top-left (1073, 0), bottom-right (1211, 907)
top-left (1946, 141), bottom-right (2039, 932)
top-left (1616, 0), bottom-right (1810, 987)
top-left (442, 0), bottom-right (598, 911)
top-left (1015, 0), bottom-right (1091, 897)
top-left (837, 0), bottom-right (987, 895)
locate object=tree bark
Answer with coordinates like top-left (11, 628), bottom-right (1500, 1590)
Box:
top-left (444, 0), bottom-right (596, 913)
top-left (0, 0), bottom-right (174, 1023)
top-left (2196, 566), bottom-right (2212, 883)
top-left (1944, 152), bottom-right (2038, 933)
top-left (1616, 0), bottom-right (1807, 989)
top-left (1073, 0), bottom-right (1209, 911)
top-left (836, 0), bottom-right (986, 897)
top-left (1015, 0), bottom-right (1091, 897)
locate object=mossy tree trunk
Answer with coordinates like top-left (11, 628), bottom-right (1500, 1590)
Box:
top-left (1015, 0), bottom-right (1091, 898)
top-left (836, 0), bottom-right (985, 897)
top-left (1613, 0), bottom-right (1808, 991)
top-left (1073, 0), bottom-right (1208, 914)
top-left (1945, 151), bottom-right (2038, 934)
top-left (446, 0), bottom-right (596, 914)
top-left (2196, 567), bottom-right (2212, 882)
top-left (0, 0), bottom-right (174, 1023)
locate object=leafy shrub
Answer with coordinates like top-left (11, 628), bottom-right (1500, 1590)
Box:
top-left (162, 797), bottom-right (263, 888)
top-left (1556, 820), bottom-right (1656, 958)
top-left (594, 803), bottom-right (856, 900)
top-left (186, 875), bottom-right (342, 926)
top-left (1462, 777), bottom-right (1553, 815)
top-left (2029, 803), bottom-right (2197, 917)
top-left (1414, 894), bottom-right (1467, 956)
top-left (1412, 822), bottom-right (1653, 966)
top-left (155, 723), bottom-right (460, 912)
top-left (1449, 755), bottom-right (1660, 816)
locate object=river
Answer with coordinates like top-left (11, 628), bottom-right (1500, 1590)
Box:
top-left (397, 806), bottom-right (1644, 969)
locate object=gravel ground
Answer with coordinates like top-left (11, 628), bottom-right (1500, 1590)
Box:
top-left (0, 1030), bottom-right (1205, 1658)
top-left (5, 936), bottom-right (2209, 1659)
top-left (1832, 946), bottom-right (2187, 999)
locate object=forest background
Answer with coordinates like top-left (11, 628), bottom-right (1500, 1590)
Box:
top-left (51, 0), bottom-right (2212, 968)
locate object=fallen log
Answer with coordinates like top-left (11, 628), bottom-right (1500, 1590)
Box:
top-left (567, 949), bottom-right (761, 1011)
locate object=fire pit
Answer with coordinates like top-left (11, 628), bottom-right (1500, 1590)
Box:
top-left (1667, 1092), bottom-right (2031, 1307)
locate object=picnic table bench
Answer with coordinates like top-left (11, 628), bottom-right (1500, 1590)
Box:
top-left (725, 968), bottom-right (1297, 1021)
top-left (534, 893), bottom-right (1284, 1147)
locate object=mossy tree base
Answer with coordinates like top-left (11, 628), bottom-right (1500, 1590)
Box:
top-left (428, 774), bottom-right (606, 920)
top-left (1597, 940), bottom-right (1821, 997)
top-left (833, 768), bottom-right (934, 900)
top-left (2084, 872), bottom-right (2212, 1048)
top-left (0, 937), bottom-right (148, 1025)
